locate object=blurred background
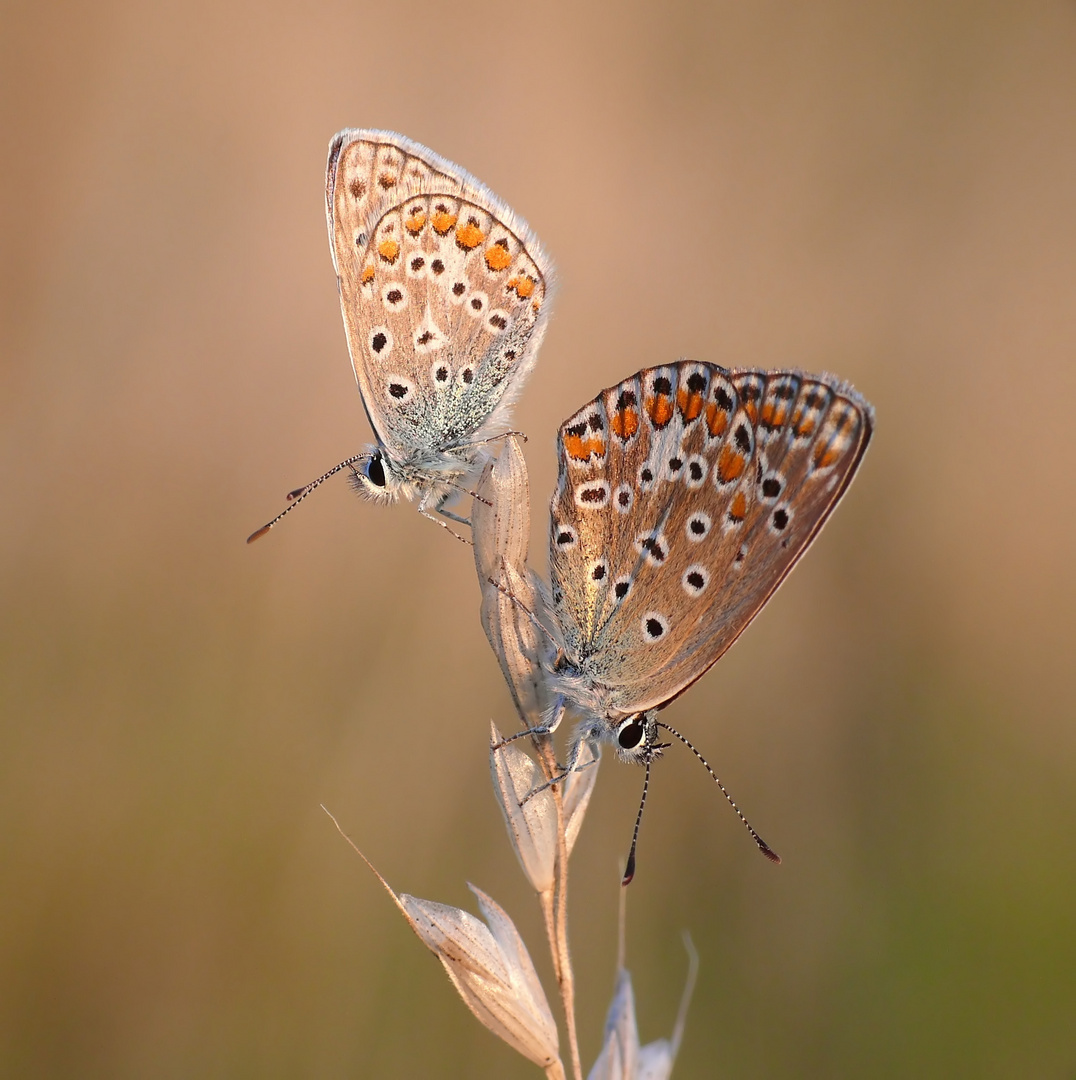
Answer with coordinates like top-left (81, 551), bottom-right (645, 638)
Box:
top-left (3, 1), bottom-right (1075, 1076)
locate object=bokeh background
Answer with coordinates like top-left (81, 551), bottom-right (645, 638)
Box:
top-left (3, 1), bottom-right (1075, 1076)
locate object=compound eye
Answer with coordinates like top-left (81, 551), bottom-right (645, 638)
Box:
top-left (366, 452), bottom-right (386, 487)
top-left (616, 716), bottom-right (646, 750)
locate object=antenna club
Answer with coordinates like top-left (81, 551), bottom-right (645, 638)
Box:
top-left (621, 854), bottom-right (636, 887)
top-left (246, 453), bottom-right (369, 544)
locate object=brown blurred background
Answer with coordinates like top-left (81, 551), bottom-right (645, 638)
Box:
top-left (2, 1), bottom-right (1075, 1076)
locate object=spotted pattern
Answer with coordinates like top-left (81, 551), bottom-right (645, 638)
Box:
top-left (554, 524), bottom-right (576, 547)
top-left (381, 283), bottom-right (408, 310)
top-left (370, 327), bottom-right (392, 356)
top-left (725, 490), bottom-right (747, 527)
top-left (770, 505), bottom-right (792, 533)
top-left (485, 239), bottom-right (512, 271)
top-left (610, 388), bottom-right (640, 441)
top-left (664, 454), bottom-right (685, 481)
top-left (575, 480), bottom-right (611, 509)
top-left (760, 472), bottom-right (783, 501)
top-left (562, 411), bottom-right (607, 464)
top-left (385, 376), bottom-right (415, 403)
top-left (705, 376), bottom-right (736, 440)
top-left (328, 131), bottom-right (552, 468)
top-left (635, 531), bottom-right (669, 565)
top-left (674, 369), bottom-right (703, 420)
top-left (759, 375), bottom-right (800, 434)
top-left (684, 455), bottom-right (708, 488)
top-left (682, 564), bottom-right (710, 596)
top-left (644, 372), bottom-right (676, 428)
top-left (737, 373), bottom-right (765, 423)
top-left (548, 361), bottom-right (873, 722)
top-left (686, 511), bottom-right (712, 541)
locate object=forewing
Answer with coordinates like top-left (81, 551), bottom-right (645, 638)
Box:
top-left (549, 362), bottom-right (873, 714)
top-left (327, 130), bottom-right (552, 456)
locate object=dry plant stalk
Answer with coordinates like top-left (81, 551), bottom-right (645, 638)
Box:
top-left (329, 438), bottom-right (694, 1079)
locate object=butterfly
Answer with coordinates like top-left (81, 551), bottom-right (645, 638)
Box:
top-left (539, 361), bottom-right (873, 874)
top-left (249, 130), bottom-right (553, 543)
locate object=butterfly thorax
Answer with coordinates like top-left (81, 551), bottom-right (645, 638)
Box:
top-left (546, 660), bottom-right (661, 766)
top-left (547, 656), bottom-right (617, 721)
top-left (349, 442), bottom-right (484, 505)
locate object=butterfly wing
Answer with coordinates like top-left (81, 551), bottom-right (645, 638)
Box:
top-left (549, 362), bottom-right (873, 715)
top-left (326, 130), bottom-right (553, 460)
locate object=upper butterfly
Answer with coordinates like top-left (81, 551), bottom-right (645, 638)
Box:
top-left (545, 361), bottom-right (873, 769)
top-left (248, 130), bottom-right (553, 542)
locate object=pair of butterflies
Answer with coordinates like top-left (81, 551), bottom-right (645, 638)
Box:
top-left (250, 130), bottom-right (874, 862)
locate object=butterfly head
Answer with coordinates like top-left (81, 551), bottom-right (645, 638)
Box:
top-left (348, 448), bottom-right (406, 504)
top-left (611, 711), bottom-right (665, 765)
top-left (567, 704), bottom-right (663, 768)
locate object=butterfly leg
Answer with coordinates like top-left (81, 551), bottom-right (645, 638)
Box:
top-left (418, 490), bottom-right (473, 545)
top-left (463, 430), bottom-right (529, 449)
top-left (520, 739), bottom-right (600, 804)
top-left (431, 489), bottom-right (477, 526)
top-left (490, 696), bottom-right (567, 754)
top-left (441, 479), bottom-right (491, 510)
top-left (437, 506), bottom-right (472, 526)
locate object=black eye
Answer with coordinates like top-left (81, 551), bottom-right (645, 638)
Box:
top-left (366, 452), bottom-right (386, 487)
top-left (617, 716), bottom-right (646, 750)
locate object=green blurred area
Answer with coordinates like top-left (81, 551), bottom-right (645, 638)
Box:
top-left (2, 1), bottom-right (1074, 1076)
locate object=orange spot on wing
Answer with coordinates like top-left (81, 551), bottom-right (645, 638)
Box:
top-left (716, 445), bottom-right (746, 483)
top-left (456, 221), bottom-right (485, 249)
top-left (611, 407), bottom-right (639, 440)
top-left (705, 403), bottom-right (729, 437)
top-left (507, 275), bottom-right (536, 299)
top-left (377, 239), bottom-right (399, 263)
top-left (485, 243), bottom-right (512, 271)
top-left (792, 410), bottom-right (816, 437)
top-left (564, 434), bottom-right (588, 460)
top-left (404, 211), bottom-right (426, 234)
top-left (646, 395), bottom-right (674, 427)
top-left (760, 401), bottom-right (789, 428)
top-left (432, 210), bottom-right (458, 234)
top-left (677, 388), bottom-right (704, 422)
top-left (361, 266), bottom-right (375, 284)
top-left (744, 401), bottom-right (759, 423)
top-left (813, 442), bottom-right (842, 468)
top-left (564, 434), bottom-right (605, 461)
top-left (729, 491), bottom-right (747, 521)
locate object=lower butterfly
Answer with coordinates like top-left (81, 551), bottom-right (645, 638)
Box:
top-left (530, 361), bottom-right (873, 879)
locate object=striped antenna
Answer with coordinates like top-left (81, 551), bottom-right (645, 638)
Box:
top-left (247, 454), bottom-right (369, 543)
top-left (656, 720), bottom-right (781, 865)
